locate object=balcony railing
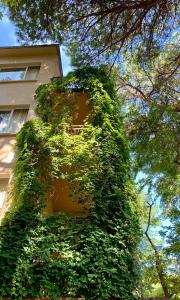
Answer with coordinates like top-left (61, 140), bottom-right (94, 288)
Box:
top-left (68, 125), bottom-right (83, 134)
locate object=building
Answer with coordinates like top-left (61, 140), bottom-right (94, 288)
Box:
top-left (0, 44), bottom-right (62, 216)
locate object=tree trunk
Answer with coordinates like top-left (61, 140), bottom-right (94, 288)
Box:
top-left (154, 249), bottom-right (171, 299)
top-left (145, 203), bottom-right (172, 299)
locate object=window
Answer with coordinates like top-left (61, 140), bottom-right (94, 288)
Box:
top-left (0, 66), bottom-right (40, 81)
top-left (0, 190), bottom-right (6, 209)
top-left (0, 179), bottom-right (9, 209)
top-left (0, 109), bottom-right (28, 134)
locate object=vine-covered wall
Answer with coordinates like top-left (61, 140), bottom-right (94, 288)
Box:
top-left (0, 67), bottom-right (141, 299)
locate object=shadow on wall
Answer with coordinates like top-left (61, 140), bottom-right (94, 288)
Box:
top-left (0, 136), bottom-right (16, 174)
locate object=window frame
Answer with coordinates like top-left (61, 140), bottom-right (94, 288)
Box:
top-left (0, 109), bottom-right (13, 133)
top-left (0, 107), bottom-right (29, 135)
top-left (0, 178), bottom-right (10, 210)
top-left (0, 65), bottom-right (40, 82)
top-left (0, 190), bottom-right (7, 208)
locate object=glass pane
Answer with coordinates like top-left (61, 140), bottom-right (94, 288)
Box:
top-left (8, 109), bottom-right (28, 133)
top-left (25, 66), bottom-right (40, 80)
top-left (0, 179), bottom-right (9, 209)
top-left (0, 111), bottom-right (11, 133)
top-left (0, 68), bottom-right (26, 80)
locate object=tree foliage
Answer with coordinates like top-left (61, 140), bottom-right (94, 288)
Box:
top-left (3, 0), bottom-right (179, 64)
top-left (117, 42), bottom-right (179, 202)
top-left (137, 194), bottom-right (180, 299)
top-left (117, 43), bottom-right (180, 273)
top-left (0, 67), bottom-right (140, 299)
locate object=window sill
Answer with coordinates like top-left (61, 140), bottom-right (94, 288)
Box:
top-left (0, 80), bottom-right (37, 83)
top-left (0, 172), bottom-right (12, 178)
top-left (0, 133), bottom-right (17, 137)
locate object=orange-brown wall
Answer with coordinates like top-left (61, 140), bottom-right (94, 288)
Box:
top-left (45, 179), bottom-right (87, 216)
top-left (71, 92), bottom-right (90, 125)
top-left (45, 92), bottom-right (91, 216)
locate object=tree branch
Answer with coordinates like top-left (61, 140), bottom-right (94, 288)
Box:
top-left (76, 0), bottom-right (163, 20)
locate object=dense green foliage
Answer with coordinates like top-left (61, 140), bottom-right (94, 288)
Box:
top-left (0, 67), bottom-right (140, 299)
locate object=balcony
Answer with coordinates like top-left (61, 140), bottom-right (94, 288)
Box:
top-left (68, 125), bottom-right (83, 134)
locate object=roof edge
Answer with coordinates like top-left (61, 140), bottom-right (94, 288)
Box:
top-left (0, 44), bottom-right (60, 50)
top-left (0, 44), bottom-right (63, 77)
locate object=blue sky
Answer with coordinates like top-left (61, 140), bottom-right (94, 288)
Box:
top-left (0, 14), bottom-right (72, 75)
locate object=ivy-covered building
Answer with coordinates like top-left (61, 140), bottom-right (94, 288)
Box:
top-left (0, 45), bottom-right (140, 299)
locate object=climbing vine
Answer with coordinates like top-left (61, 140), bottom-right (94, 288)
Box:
top-left (0, 66), bottom-right (141, 299)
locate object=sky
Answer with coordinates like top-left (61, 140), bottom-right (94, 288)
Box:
top-left (0, 14), bottom-right (72, 76)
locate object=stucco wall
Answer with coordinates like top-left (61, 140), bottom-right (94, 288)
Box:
top-left (0, 136), bottom-right (16, 177)
top-left (0, 45), bottom-right (61, 217)
top-left (0, 48), bottom-right (61, 120)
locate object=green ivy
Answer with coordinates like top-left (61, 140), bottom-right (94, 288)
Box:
top-left (0, 66), bottom-right (141, 299)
